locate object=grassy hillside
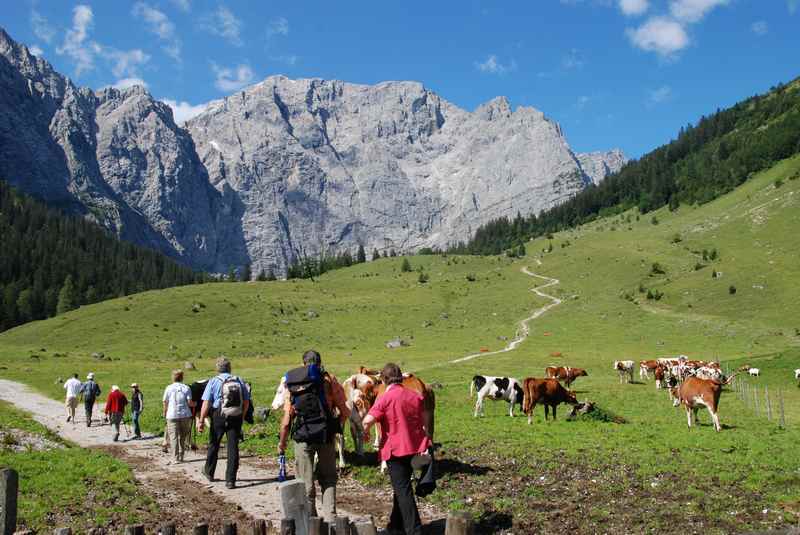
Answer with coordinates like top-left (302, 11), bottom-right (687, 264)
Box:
top-left (1, 156), bottom-right (800, 532)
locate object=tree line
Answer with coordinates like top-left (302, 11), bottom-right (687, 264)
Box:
top-left (451, 78), bottom-right (800, 255)
top-left (0, 180), bottom-right (209, 333)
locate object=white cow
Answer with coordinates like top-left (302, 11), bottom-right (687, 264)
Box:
top-left (613, 360), bottom-right (635, 384)
top-left (470, 375), bottom-right (524, 417)
top-left (747, 368), bottom-right (760, 377)
top-left (795, 369), bottom-right (800, 382)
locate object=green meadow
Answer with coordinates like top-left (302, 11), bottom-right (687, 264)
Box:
top-left (2, 155), bottom-right (800, 532)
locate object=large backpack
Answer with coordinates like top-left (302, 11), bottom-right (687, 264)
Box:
top-left (220, 375), bottom-right (244, 417)
top-left (84, 381), bottom-right (100, 403)
top-left (285, 366), bottom-right (331, 444)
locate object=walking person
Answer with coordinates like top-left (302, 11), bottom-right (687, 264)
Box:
top-left (198, 357), bottom-right (250, 488)
top-left (278, 350), bottom-right (349, 524)
top-left (162, 370), bottom-right (194, 462)
top-left (362, 363), bottom-right (432, 535)
top-left (63, 373), bottom-right (82, 423)
top-left (81, 373), bottom-right (101, 427)
top-left (104, 385), bottom-right (128, 442)
top-left (130, 383), bottom-right (144, 439)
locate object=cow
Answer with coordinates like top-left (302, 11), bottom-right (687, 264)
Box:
top-left (187, 379), bottom-right (209, 450)
top-left (521, 377), bottom-right (578, 425)
top-left (669, 375), bottom-right (735, 432)
top-left (795, 369), bottom-right (800, 384)
top-left (639, 360), bottom-right (659, 380)
top-left (613, 360), bottom-right (635, 383)
top-left (692, 366), bottom-right (724, 382)
top-left (654, 365), bottom-right (666, 389)
top-left (470, 375), bottom-right (524, 417)
top-left (268, 374), bottom-right (347, 468)
top-left (748, 368), bottom-right (760, 377)
top-left (343, 373), bottom-right (379, 456)
top-left (544, 366), bottom-right (588, 388)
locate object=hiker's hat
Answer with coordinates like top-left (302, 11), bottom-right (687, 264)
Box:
top-left (130, 383), bottom-right (139, 388)
top-left (87, 372), bottom-right (95, 379)
top-left (111, 385), bottom-right (119, 391)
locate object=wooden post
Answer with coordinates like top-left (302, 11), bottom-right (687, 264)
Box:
top-left (280, 519), bottom-right (295, 535)
top-left (193, 524), bottom-right (209, 535)
top-left (753, 385), bottom-right (759, 416)
top-left (251, 519), bottom-right (268, 535)
top-left (352, 519), bottom-right (377, 535)
top-left (87, 529), bottom-right (106, 535)
top-left (444, 511), bottom-right (473, 535)
top-left (223, 522), bottom-right (238, 535)
top-left (765, 385), bottom-right (772, 420)
top-left (123, 526), bottom-right (143, 535)
top-left (1, 468), bottom-right (18, 535)
top-left (307, 518), bottom-right (322, 535)
top-left (54, 529), bottom-right (72, 535)
top-left (778, 389), bottom-right (786, 429)
top-left (161, 523), bottom-right (177, 535)
top-left (333, 517), bottom-right (349, 535)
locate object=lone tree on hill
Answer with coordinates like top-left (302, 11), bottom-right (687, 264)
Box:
top-left (372, 248), bottom-right (381, 261)
top-left (227, 266), bottom-right (236, 282)
top-left (357, 244), bottom-right (366, 263)
top-left (401, 258), bottom-right (413, 272)
top-left (56, 275), bottom-right (78, 315)
top-left (517, 243), bottom-right (526, 257)
top-left (241, 263), bottom-right (252, 282)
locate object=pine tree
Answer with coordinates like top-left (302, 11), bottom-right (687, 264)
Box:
top-left (401, 258), bottom-right (413, 272)
top-left (372, 248), bottom-right (381, 261)
top-left (266, 269), bottom-right (277, 281)
top-left (241, 263), bottom-right (252, 282)
top-left (56, 275), bottom-right (78, 315)
top-left (256, 269), bottom-right (268, 282)
top-left (227, 266), bottom-right (237, 282)
top-left (516, 243), bottom-right (526, 257)
top-left (357, 245), bottom-right (366, 263)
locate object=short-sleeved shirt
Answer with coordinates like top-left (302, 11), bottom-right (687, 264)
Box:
top-left (64, 378), bottom-right (82, 398)
top-left (201, 373), bottom-right (250, 410)
top-left (163, 382), bottom-right (192, 419)
top-left (367, 384), bottom-right (432, 462)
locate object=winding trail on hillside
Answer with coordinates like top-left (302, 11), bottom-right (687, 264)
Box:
top-left (416, 263), bottom-right (562, 371)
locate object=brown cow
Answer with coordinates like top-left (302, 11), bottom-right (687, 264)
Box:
top-left (521, 377), bottom-right (577, 425)
top-left (544, 366), bottom-right (588, 387)
top-left (639, 359), bottom-right (659, 380)
top-left (669, 375), bottom-right (735, 432)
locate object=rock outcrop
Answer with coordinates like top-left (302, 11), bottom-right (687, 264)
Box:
top-left (0, 28), bottom-right (625, 276)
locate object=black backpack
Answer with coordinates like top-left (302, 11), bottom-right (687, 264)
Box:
top-left (286, 366), bottom-right (331, 444)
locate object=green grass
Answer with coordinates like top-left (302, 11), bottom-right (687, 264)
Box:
top-left (2, 156), bottom-right (800, 532)
top-left (0, 401), bottom-right (158, 531)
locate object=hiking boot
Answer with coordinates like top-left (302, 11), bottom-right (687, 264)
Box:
top-left (66, 416), bottom-right (71, 422)
top-left (162, 445), bottom-right (169, 453)
top-left (113, 434), bottom-right (119, 442)
top-left (202, 468), bottom-right (214, 483)
top-left (225, 481), bottom-right (235, 489)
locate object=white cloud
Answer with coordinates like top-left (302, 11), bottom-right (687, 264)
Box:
top-left (170, 0), bottom-right (191, 12)
top-left (475, 54), bottom-right (517, 75)
top-left (619, 0), bottom-right (649, 16)
top-left (267, 17), bottom-right (289, 38)
top-left (133, 2), bottom-right (182, 62)
top-left (56, 5), bottom-right (98, 76)
top-left (162, 99), bottom-right (208, 124)
top-left (28, 45), bottom-right (44, 57)
top-left (626, 16), bottom-right (689, 57)
top-left (111, 77), bottom-right (149, 90)
top-left (751, 20), bottom-right (769, 36)
top-left (648, 85), bottom-right (673, 105)
top-left (212, 62), bottom-right (255, 92)
top-left (108, 48), bottom-right (150, 78)
top-left (30, 10), bottom-right (55, 44)
top-left (669, 0), bottom-right (729, 23)
top-left (562, 48), bottom-right (585, 70)
top-left (201, 6), bottom-right (244, 46)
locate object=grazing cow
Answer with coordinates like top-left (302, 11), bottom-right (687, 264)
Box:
top-left (613, 360), bottom-right (635, 383)
top-left (188, 379), bottom-right (209, 450)
top-left (343, 373), bottom-right (379, 456)
top-left (795, 369), bottom-right (800, 383)
top-left (669, 375), bottom-right (734, 432)
top-left (748, 368), bottom-right (760, 377)
top-left (639, 360), bottom-right (659, 380)
top-left (654, 365), bottom-right (666, 389)
top-left (738, 364), bottom-right (751, 372)
top-left (470, 375), bottom-right (524, 417)
top-left (692, 366), bottom-right (724, 382)
top-left (521, 378), bottom-right (577, 425)
top-left (545, 366), bottom-right (588, 388)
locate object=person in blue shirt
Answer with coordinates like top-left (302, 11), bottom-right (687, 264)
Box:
top-left (198, 357), bottom-right (250, 489)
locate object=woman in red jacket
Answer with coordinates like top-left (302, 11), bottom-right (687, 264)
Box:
top-left (362, 363), bottom-right (431, 535)
top-left (104, 385), bottom-right (128, 442)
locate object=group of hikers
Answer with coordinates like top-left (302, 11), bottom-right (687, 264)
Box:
top-left (63, 351), bottom-right (431, 535)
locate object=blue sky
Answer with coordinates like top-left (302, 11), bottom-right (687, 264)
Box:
top-left (3, 1), bottom-right (799, 158)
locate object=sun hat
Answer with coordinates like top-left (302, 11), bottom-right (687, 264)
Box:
top-left (87, 373), bottom-right (95, 379)
top-left (111, 385), bottom-right (119, 392)
top-left (130, 383), bottom-right (139, 388)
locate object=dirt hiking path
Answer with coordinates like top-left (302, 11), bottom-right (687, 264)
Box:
top-left (0, 379), bottom-right (353, 525)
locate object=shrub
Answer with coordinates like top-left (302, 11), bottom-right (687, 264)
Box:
top-left (711, 270), bottom-right (718, 279)
top-left (709, 248), bottom-right (719, 261)
top-left (729, 285), bottom-right (737, 295)
top-left (418, 272), bottom-right (430, 284)
top-left (671, 233), bottom-right (682, 244)
top-left (651, 262), bottom-right (666, 275)
top-left (638, 283), bottom-right (646, 293)
top-left (694, 262), bottom-right (704, 271)
top-left (401, 258), bottom-right (413, 272)
top-left (775, 178), bottom-right (784, 188)
top-left (651, 215), bottom-right (659, 225)
top-left (465, 273), bottom-right (477, 282)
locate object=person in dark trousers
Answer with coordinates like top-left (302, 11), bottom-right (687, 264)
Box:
top-left (104, 385), bottom-right (128, 442)
top-left (81, 373), bottom-right (101, 427)
top-left (362, 363), bottom-right (432, 535)
top-left (198, 357), bottom-right (250, 489)
top-left (130, 383), bottom-right (144, 438)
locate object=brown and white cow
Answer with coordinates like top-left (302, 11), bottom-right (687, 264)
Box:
top-left (343, 373), bottom-right (379, 456)
top-left (613, 360), bottom-right (635, 383)
top-left (639, 359), bottom-right (659, 380)
top-left (669, 375), bottom-right (735, 432)
top-left (521, 377), bottom-right (578, 425)
top-left (545, 366), bottom-right (588, 388)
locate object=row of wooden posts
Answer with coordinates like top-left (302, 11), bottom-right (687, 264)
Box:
top-left (0, 469), bottom-right (474, 535)
top-left (728, 370), bottom-right (788, 428)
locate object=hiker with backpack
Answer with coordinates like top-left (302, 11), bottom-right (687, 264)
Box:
top-left (277, 350), bottom-right (349, 524)
top-left (361, 363), bottom-right (433, 535)
top-left (63, 373), bottom-right (82, 424)
top-left (80, 373), bottom-right (101, 427)
top-left (104, 385), bottom-right (128, 442)
top-left (198, 357), bottom-right (250, 489)
top-left (130, 383), bottom-right (144, 439)
top-left (162, 370), bottom-right (194, 462)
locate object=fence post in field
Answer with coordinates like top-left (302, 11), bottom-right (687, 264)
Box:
top-left (279, 480), bottom-right (308, 535)
top-left (160, 523), bottom-right (176, 535)
top-left (1, 468), bottom-right (18, 535)
top-left (251, 519), bottom-right (268, 535)
top-left (123, 526), bottom-right (143, 535)
top-left (753, 385), bottom-right (760, 416)
top-left (279, 518), bottom-right (295, 535)
top-left (765, 386), bottom-right (772, 420)
top-left (54, 529), bottom-right (72, 535)
top-left (444, 511), bottom-right (474, 535)
top-left (333, 516), bottom-right (349, 535)
top-left (222, 521), bottom-right (237, 535)
top-left (307, 518), bottom-right (322, 535)
top-left (352, 519), bottom-right (377, 535)
top-left (192, 524), bottom-right (209, 535)
top-left (778, 389), bottom-right (786, 429)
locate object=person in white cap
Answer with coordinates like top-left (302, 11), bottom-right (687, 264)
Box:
top-left (80, 373), bottom-right (101, 427)
top-left (63, 373), bottom-right (82, 423)
top-left (130, 383), bottom-right (144, 439)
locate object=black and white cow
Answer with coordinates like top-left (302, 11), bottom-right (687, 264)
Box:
top-left (470, 375), bottom-right (524, 417)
